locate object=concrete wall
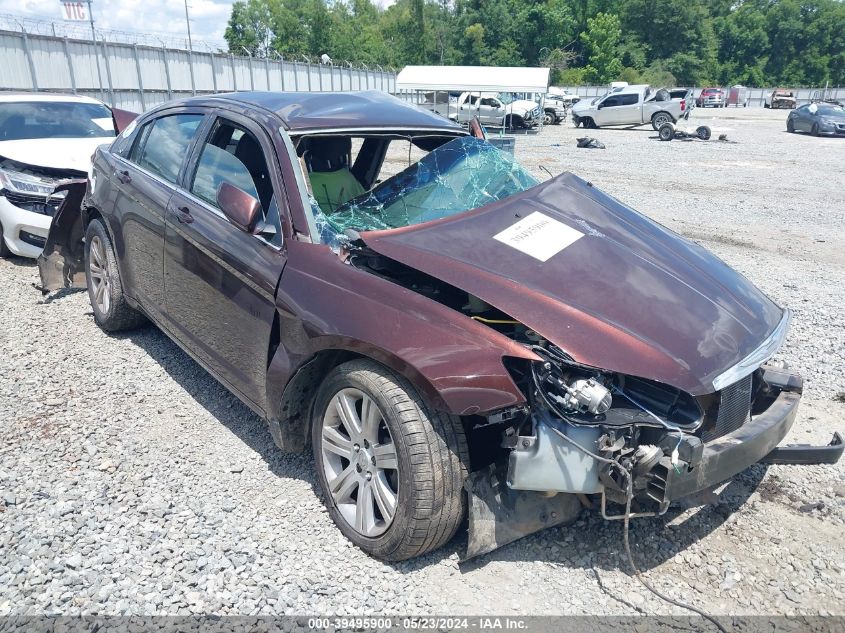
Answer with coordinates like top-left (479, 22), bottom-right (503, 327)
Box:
top-left (0, 29), bottom-right (397, 113)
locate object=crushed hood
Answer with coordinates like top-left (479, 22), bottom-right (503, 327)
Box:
top-left (0, 137), bottom-right (112, 173)
top-left (360, 173), bottom-right (784, 396)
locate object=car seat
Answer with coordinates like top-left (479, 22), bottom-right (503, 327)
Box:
top-left (303, 137), bottom-right (365, 212)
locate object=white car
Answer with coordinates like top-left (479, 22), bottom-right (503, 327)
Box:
top-left (0, 94), bottom-right (119, 258)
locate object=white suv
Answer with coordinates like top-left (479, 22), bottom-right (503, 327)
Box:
top-left (0, 94), bottom-right (117, 258)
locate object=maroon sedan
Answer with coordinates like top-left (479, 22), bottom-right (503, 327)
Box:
top-left (39, 91), bottom-right (841, 561)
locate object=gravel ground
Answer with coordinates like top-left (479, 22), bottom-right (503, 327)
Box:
top-left (1, 107), bottom-right (844, 618)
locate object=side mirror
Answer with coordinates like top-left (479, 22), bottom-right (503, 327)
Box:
top-left (217, 182), bottom-right (261, 234)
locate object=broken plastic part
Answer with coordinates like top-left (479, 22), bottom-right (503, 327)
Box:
top-left (318, 136), bottom-right (538, 240)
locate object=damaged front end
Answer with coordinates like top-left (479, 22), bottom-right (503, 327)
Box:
top-left (464, 334), bottom-right (842, 559)
top-left (36, 179), bottom-right (88, 293)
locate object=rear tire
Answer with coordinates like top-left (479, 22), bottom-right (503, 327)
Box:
top-left (84, 219), bottom-right (146, 332)
top-left (312, 359), bottom-right (469, 561)
top-left (811, 123), bottom-right (820, 137)
top-left (651, 112), bottom-right (672, 130)
top-left (787, 118), bottom-right (795, 133)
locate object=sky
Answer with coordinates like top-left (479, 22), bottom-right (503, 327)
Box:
top-left (1, 0), bottom-right (395, 47)
top-left (1, 0), bottom-right (240, 46)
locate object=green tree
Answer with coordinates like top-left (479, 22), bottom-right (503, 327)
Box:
top-left (580, 12), bottom-right (622, 83)
top-left (224, 0), bottom-right (274, 57)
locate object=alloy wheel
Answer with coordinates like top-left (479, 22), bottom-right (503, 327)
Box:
top-left (88, 235), bottom-right (111, 315)
top-left (320, 388), bottom-right (399, 537)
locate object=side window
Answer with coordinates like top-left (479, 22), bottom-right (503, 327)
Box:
top-left (480, 98), bottom-right (499, 107)
top-left (190, 119), bottom-right (281, 247)
top-left (134, 114), bottom-right (203, 184)
top-left (602, 96), bottom-right (620, 108)
top-left (620, 94), bottom-right (639, 106)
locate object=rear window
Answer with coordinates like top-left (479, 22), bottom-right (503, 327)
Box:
top-left (0, 101), bottom-right (115, 141)
top-left (133, 114), bottom-right (204, 184)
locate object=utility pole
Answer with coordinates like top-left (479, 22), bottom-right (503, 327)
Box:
top-left (184, 0), bottom-right (196, 95)
top-left (86, 0), bottom-right (106, 103)
top-left (184, 0), bottom-right (193, 52)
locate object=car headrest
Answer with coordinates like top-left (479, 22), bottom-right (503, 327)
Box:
top-left (304, 136), bottom-right (351, 172)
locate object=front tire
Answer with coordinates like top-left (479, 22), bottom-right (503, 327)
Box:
top-left (312, 359), bottom-right (469, 561)
top-left (84, 219), bottom-right (146, 332)
top-left (787, 118), bottom-right (795, 133)
top-left (811, 123), bottom-right (820, 137)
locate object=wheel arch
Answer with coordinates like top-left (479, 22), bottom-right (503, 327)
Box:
top-left (267, 342), bottom-right (455, 454)
top-left (652, 110), bottom-right (676, 123)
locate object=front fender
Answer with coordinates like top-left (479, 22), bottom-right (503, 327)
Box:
top-left (37, 179), bottom-right (88, 293)
top-left (266, 241), bottom-right (539, 423)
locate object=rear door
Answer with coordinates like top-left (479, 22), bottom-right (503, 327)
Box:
top-left (108, 110), bottom-right (205, 318)
top-left (163, 110), bottom-right (287, 411)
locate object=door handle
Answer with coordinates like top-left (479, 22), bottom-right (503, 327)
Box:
top-left (175, 207), bottom-right (194, 224)
top-left (115, 169), bottom-right (131, 184)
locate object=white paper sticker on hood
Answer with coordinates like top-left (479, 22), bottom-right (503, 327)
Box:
top-left (493, 211), bottom-right (584, 262)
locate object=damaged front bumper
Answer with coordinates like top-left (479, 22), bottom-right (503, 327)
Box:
top-left (464, 366), bottom-right (842, 559)
top-left (35, 179), bottom-right (88, 293)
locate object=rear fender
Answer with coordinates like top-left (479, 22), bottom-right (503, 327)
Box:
top-left (36, 179), bottom-right (88, 293)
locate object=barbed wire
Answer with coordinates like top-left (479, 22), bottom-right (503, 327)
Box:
top-left (0, 12), bottom-right (227, 51)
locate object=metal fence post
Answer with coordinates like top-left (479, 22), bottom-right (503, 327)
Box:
top-left (318, 64), bottom-right (323, 91)
top-left (62, 36), bottom-right (77, 94)
top-left (244, 50), bottom-right (255, 90)
top-left (101, 40), bottom-right (115, 106)
top-left (187, 48), bottom-right (196, 95)
top-left (230, 54), bottom-right (237, 91)
top-left (209, 51), bottom-right (218, 93)
top-left (21, 33), bottom-right (39, 91)
top-left (132, 44), bottom-right (146, 110)
top-left (161, 46), bottom-right (173, 99)
top-left (264, 56), bottom-right (270, 90)
top-left (279, 56), bottom-right (285, 91)
top-left (293, 61), bottom-right (299, 90)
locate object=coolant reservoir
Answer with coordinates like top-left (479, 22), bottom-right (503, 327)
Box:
top-left (507, 412), bottom-right (603, 494)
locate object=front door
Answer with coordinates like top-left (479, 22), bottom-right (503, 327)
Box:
top-left (164, 113), bottom-right (287, 411)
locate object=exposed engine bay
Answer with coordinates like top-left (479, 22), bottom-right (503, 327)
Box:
top-left (345, 242), bottom-right (840, 559)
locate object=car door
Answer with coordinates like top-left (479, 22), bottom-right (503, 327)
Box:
top-left (109, 110), bottom-right (205, 318)
top-left (163, 111), bottom-right (287, 411)
top-left (594, 95), bottom-right (621, 125)
top-left (610, 93), bottom-right (641, 124)
top-left (479, 97), bottom-right (505, 125)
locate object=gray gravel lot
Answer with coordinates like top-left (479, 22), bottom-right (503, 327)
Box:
top-left (1, 107), bottom-right (843, 617)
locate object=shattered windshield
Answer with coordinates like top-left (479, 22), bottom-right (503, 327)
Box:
top-left (316, 136), bottom-right (538, 238)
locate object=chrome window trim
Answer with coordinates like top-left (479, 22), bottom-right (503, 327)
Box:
top-left (711, 309), bottom-right (791, 392)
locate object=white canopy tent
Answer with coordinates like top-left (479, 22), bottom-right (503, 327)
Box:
top-left (396, 65), bottom-right (550, 93)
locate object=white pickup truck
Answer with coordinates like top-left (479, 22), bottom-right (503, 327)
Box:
top-left (420, 91), bottom-right (542, 129)
top-left (571, 84), bottom-right (690, 130)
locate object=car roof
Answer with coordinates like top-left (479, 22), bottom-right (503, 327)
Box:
top-left (203, 90), bottom-right (465, 134)
top-left (0, 92), bottom-right (106, 105)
